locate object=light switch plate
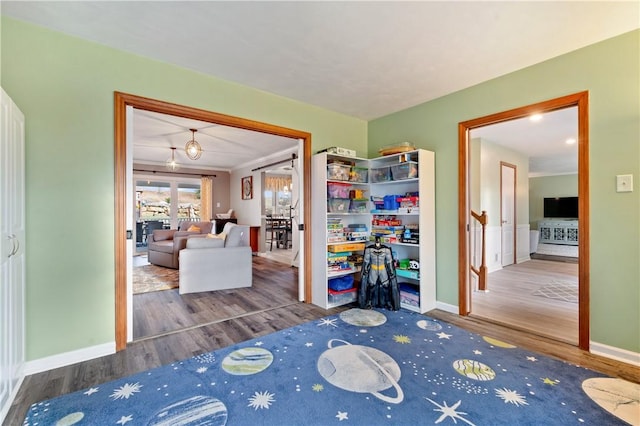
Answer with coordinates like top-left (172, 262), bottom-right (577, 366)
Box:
top-left (616, 174), bottom-right (633, 192)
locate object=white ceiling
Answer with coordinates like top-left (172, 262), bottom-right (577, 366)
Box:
top-left (132, 109), bottom-right (298, 172)
top-left (3, 1), bottom-right (636, 174)
top-left (472, 107), bottom-right (579, 177)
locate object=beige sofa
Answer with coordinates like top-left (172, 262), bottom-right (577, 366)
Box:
top-left (179, 223), bottom-right (252, 294)
top-left (147, 220), bottom-right (214, 269)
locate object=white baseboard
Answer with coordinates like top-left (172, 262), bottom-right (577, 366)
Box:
top-left (424, 303), bottom-right (640, 368)
top-left (0, 374), bottom-right (25, 424)
top-left (24, 342), bottom-right (116, 376)
top-left (590, 341), bottom-right (640, 367)
top-left (435, 301), bottom-right (458, 314)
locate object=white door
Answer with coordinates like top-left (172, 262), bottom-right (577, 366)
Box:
top-left (500, 163), bottom-right (516, 267)
top-left (292, 140), bottom-right (304, 298)
top-left (0, 88), bottom-right (26, 422)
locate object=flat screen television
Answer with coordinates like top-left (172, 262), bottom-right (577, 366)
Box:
top-left (544, 197), bottom-right (578, 219)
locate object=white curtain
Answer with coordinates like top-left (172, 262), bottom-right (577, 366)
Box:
top-left (265, 175), bottom-right (291, 193)
top-left (200, 176), bottom-right (213, 221)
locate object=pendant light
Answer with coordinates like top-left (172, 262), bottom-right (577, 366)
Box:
top-left (185, 128), bottom-right (202, 160)
top-left (166, 147), bottom-right (180, 171)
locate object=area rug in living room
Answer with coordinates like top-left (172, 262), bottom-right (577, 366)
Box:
top-left (23, 309), bottom-right (638, 425)
top-left (532, 279), bottom-right (578, 303)
top-left (132, 263), bottom-right (179, 294)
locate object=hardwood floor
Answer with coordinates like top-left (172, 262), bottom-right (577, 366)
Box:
top-left (471, 258), bottom-right (579, 344)
top-left (133, 255), bottom-right (298, 339)
top-left (5, 257), bottom-right (639, 425)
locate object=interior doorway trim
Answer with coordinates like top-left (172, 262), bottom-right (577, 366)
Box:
top-left (114, 92), bottom-right (312, 351)
top-left (457, 91), bottom-right (590, 350)
top-left (500, 161), bottom-right (517, 267)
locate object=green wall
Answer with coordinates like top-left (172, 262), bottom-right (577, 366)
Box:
top-left (1, 18), bottom-right (367, 360)
top-left (369, 30), bottom-right (640, 353)
top-left (2, 17), bottom-right (638, 358)
top-left (529, 175), bottom-right (578, 229)
top-left (473, 138), bottom-right (529, 228)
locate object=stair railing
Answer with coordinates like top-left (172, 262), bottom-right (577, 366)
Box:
top-left (470, 210), bottom-right (488, 291)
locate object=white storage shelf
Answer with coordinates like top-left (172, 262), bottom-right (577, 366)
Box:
top-left (312, 150), bottom-right (436, 313)
top-left (538, 220), bottom-right (578, 246)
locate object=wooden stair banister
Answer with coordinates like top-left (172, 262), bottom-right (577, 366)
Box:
top-left (470, 210), bottom-right (488, 291)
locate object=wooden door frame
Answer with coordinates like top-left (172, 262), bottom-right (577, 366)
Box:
top-left (500, 161), bottom-right (517, 266)
top-left (114, 92), bottom-right (312, 351)
top-left (458, 91), bottom-right (590, 350)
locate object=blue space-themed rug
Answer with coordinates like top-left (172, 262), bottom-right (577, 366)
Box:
top-left (24, 308), bottom-right (639, 425)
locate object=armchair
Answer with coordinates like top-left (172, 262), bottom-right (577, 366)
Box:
top-left (179, 223), bottom-right (252, 294)
top-left (147, 220), bottom-right (213, 269)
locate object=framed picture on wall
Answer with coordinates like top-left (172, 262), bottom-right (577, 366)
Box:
top-left (242, 176), bottom-right (253, 200)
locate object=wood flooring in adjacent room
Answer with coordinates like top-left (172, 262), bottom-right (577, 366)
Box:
top-left (471, 258), bottom-right (579, 345)
top-left (133, 255), bottom-right (298, 340)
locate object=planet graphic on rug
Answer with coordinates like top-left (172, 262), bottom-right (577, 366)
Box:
top-left (416, 319), bottom-right (442, 331)
top-left (482, 336), bottom-right (516, 348)
top-left (453, 359), bottom-right (496, 381)
top-left (317, 338), bottom-right (404, 404)
top-left (148, 395), bottom-right (227, 425)
top-left (55, 411), bottom-right (84, 425)
top-left (582, 377), bottom-right (640, 425)
top-left (221, 347), bottom-right (273, 375)
top-left (339, 308), bottom-right (387, 326)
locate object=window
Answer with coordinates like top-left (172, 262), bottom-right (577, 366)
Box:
top-left (134, 176), bottom-right (202, 248)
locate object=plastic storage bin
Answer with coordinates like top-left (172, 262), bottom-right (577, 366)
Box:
top-left (350, 167), bottom-right (369, 183)
top-left (399, 283), bottom-right (419, 307)
top-left (383, 194), bottom-right (401, 210)
top-left (328, 198), bottom-right (350, 213)
top-left (349, 199), bottom-right (368, 213)
top-left (391, 161), bottom-right (418, 180)
top-left (327, 182), bottom-right (351, 198)
top-left (327, 163), bottom-right (351, 181)
top-left (328, 287), bottom-right (357, 305)
top-left (370, 166), bottom-right (392, 183)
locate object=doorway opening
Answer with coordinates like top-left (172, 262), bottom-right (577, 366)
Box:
top-left (115, 92), bottom-right (312, 350)
top-left (458, 91), bottom-right (590, 350)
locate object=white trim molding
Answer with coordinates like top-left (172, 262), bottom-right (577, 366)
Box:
top-left (24, 342), bottom-right (116, 376)
top-left (590, 341), bottom-right (640, 367)
top-left (435, 301), bottom-right (459, 314)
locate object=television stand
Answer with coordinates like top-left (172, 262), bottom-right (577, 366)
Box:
top-left (538, 219), bottom-right (578, 245)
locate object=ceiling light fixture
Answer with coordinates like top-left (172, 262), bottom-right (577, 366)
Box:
top-left (529, 113), bottom-right (543, 122)
top-left (185, 128), bottom-right (202, 160)
top-left (166, 147), bottom-right (180, 171)
top-left (565, 138), bottom-right (576, 145)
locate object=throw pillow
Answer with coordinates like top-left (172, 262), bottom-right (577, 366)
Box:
top-left (206, 232), bottom-right (226, 240)
top-left (187, 225), bottom-right (201, 232)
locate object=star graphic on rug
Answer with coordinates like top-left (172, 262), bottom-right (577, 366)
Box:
top-left (437, 332), bottom-right (452, 339)
top-left (424, 398), bottom-right (476, 426)
top-left (473, 350), bottom-right (482, 355)
top-left (393, 334), bottom-right (411, 344)
top-left (116, 415), bottom-right (133, 425)
top-left (248, 390), bottom-right (276, 410)
top-left (527, 356), bottom-right (538, 362)
top-left (255, 341), bottom-right (264, 346)
top-left (495, 388), bottom-right (529, 406)
top-left (336, 411), bottom-right (349, 421)
top-left (110, 383), bottom-right (142, 400)
top-left (318, 318), bottom-right (338, 327)
top-left (542, 377), bottom-right (560, 385)
top-left (305, 342), bottom-right (313, 347)
top-left (84, 387), bottom-right (99, 396)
